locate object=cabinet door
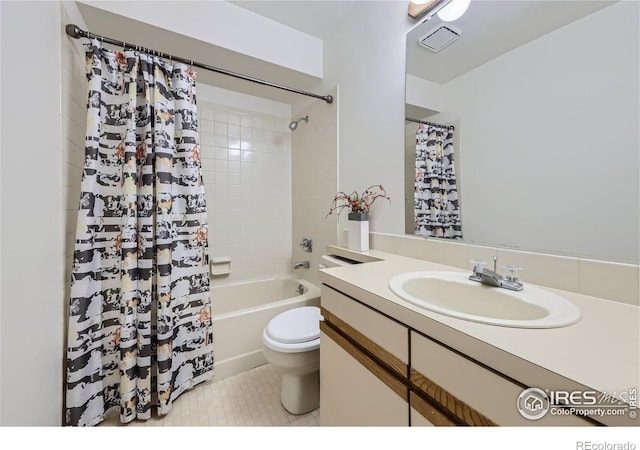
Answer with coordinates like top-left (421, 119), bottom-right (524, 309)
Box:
top-left (320, 329), bottom-right (408, 426)
top-left (411, 331), bottom-right (594, 426)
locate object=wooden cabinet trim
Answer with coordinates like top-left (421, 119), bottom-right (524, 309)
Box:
top-left (321, 306), bottom-right (408, 380)
top-left (410, 368), bottom-right (497, 426)
top-left (409, 392), bottom-right (456, 426)
top-left (320, 320), bottom-right (408, 400)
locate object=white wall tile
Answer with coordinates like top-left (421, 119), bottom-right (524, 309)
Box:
top-left (401, 236), bottom-right (423, 259)
top-left (291, 89), bottom-right (338, 286)
top-left (531, 253), bottom-right (580, 293)
top-left (421, 238), bottom-right (443, 264)
top-left (466, 244), bottom-right (498, 272)
top-left (199, 101), bottom-right (292, 285)
top-left (495, 249), bottom-right (535, 283)
top-left (579, 259), bottom-right (639, 306)
top-left (370, 233), bottom-right (404, 254)
top-left (440, 241), bottom-right (468, 269)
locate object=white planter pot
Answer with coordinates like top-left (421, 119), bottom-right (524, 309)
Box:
top-left (347, 212), bottom-right (369, 252)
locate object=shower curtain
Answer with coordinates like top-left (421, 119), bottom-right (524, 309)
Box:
top-left (414, 123), bottom-right (462, 239)
top-left (66, 40), bottom-right (213, 426)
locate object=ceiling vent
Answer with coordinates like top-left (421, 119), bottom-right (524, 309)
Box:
top-left (418, 24), bottom-right (462, 52)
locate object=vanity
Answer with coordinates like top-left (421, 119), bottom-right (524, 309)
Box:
top-left (318, 245), bottom-right (639, 427)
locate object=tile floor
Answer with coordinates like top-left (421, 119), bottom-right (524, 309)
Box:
top-left (99, 364), bottom-right (320, 427)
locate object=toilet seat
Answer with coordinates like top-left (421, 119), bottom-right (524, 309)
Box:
top-left (263, 306), bottom-right (321, 353)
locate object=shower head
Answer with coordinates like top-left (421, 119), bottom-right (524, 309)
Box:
top-left (288, 115), bottom-right (309, 131)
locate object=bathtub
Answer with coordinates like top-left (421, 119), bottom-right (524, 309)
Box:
top-left (211, 277), bottom-right (320, 381)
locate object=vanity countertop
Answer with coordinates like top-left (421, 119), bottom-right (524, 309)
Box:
top-left (319, 245), bottom-right (640, 426)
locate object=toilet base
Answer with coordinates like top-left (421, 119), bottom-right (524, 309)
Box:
top-left (281, 371), bottom-right (319, 415)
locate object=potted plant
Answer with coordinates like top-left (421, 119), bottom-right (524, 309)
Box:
top-left (326, 185), bottom-right (391, 251)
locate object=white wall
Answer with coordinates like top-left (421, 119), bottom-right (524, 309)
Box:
top-left (80, 1), bottom-right (323, 78)
top-left (318, 1), bottom-right (416, 235)
top-left (0, 0), bottom-right (67, 426)
top-left (429, 1), bottom-right (639, 263)
top-left (198, 87), bottom-right (293, 285)
top-left (406, 73), bottom-right (445, 113)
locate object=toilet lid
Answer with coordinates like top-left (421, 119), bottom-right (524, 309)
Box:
top-left (265, 306), bottom-right (321, 344)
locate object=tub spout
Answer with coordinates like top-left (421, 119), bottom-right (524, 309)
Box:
top-left (293, 261), bottom-right (310, 269)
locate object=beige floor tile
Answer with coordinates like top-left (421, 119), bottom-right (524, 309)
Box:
top-left (98, 364), bottom-right (319, 427)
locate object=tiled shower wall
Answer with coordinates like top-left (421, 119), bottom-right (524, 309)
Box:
top-left (198, 96), bottom-right (292, 285)
top-left (291, 87), bottom-right (339, 286)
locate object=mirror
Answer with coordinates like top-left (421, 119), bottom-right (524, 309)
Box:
top-left (404, 0), bottom-right (639, 263)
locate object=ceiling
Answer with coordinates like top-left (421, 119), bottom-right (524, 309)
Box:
top-left (406, 0), bottom-right (616, 84)
top-left (217, 1), bottom-right (618, 85)
top-left (76, 1), bottom-right (618, 105)
top-left (229, 0), bottom-right (359, 39)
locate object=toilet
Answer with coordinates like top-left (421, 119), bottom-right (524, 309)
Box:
top-left (262, 306), bottom-right (321, 415)
top-left (262, 255), bottom-right (357, 415)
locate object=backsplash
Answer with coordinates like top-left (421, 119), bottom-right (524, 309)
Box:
top-left (369, 232), bottom-right (639, 306)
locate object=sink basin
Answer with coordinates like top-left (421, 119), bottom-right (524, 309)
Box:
top-left (388, 271), bottom-right (580, 328)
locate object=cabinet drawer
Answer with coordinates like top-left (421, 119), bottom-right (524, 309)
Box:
top-left (321, 285), bottom-right (408, 378)
top-left (411, 331), bottom-right (594, 426)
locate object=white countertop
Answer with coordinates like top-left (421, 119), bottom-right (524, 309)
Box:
top-left (319, 245), bottom-right (640, 426)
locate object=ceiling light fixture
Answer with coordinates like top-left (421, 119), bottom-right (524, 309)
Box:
top-left (408, 0), bottom-right (469, 22)
top-left (407, 0), bottom-right (452, 21)
top-left (437, 0), bottom-right (471, 22)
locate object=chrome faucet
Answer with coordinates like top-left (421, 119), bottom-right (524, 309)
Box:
top-left (300, 237), bottom-right (312, 253)
top-left (293, 261), bottom-right (310, 269)
top-left (469, 256), bottom-right (523, 291)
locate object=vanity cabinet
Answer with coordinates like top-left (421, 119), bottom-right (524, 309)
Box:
top-left (319, 285), bottom-right (409, 426)
top-left (320, 283), bottom-right (596, 427)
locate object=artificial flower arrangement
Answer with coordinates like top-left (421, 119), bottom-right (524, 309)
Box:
top-left (326, 184), bottom-right (391, 219)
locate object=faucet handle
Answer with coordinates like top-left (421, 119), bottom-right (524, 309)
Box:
top-left (470, 259), bottom-right (486, 273)
top-left (502, 265), bottom-right (523, 282)
top-left (300, 237), bottom-right (312, 253)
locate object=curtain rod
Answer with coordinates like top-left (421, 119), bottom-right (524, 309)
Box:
top-left (65, 24), bottom-right (333, 104)
top-left (406, 117), bottom-right (454, 130)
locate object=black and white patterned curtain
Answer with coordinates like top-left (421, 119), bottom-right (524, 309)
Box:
top-left (66, 40), bottom-right (213, 426)
top-left (414, 124), bottom-right (462, 239)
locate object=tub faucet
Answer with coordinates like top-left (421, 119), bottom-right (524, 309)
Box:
top-left (293, 261), bottom-right (310, 269)
top-left (469, 256), bottom-right (523, 291)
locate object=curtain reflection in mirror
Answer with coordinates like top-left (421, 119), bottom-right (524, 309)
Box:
top-left (414, 123), bottom-right (462, 239)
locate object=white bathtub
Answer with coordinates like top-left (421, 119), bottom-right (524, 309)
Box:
top-left (211, 277), bottom-right (321, 381)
